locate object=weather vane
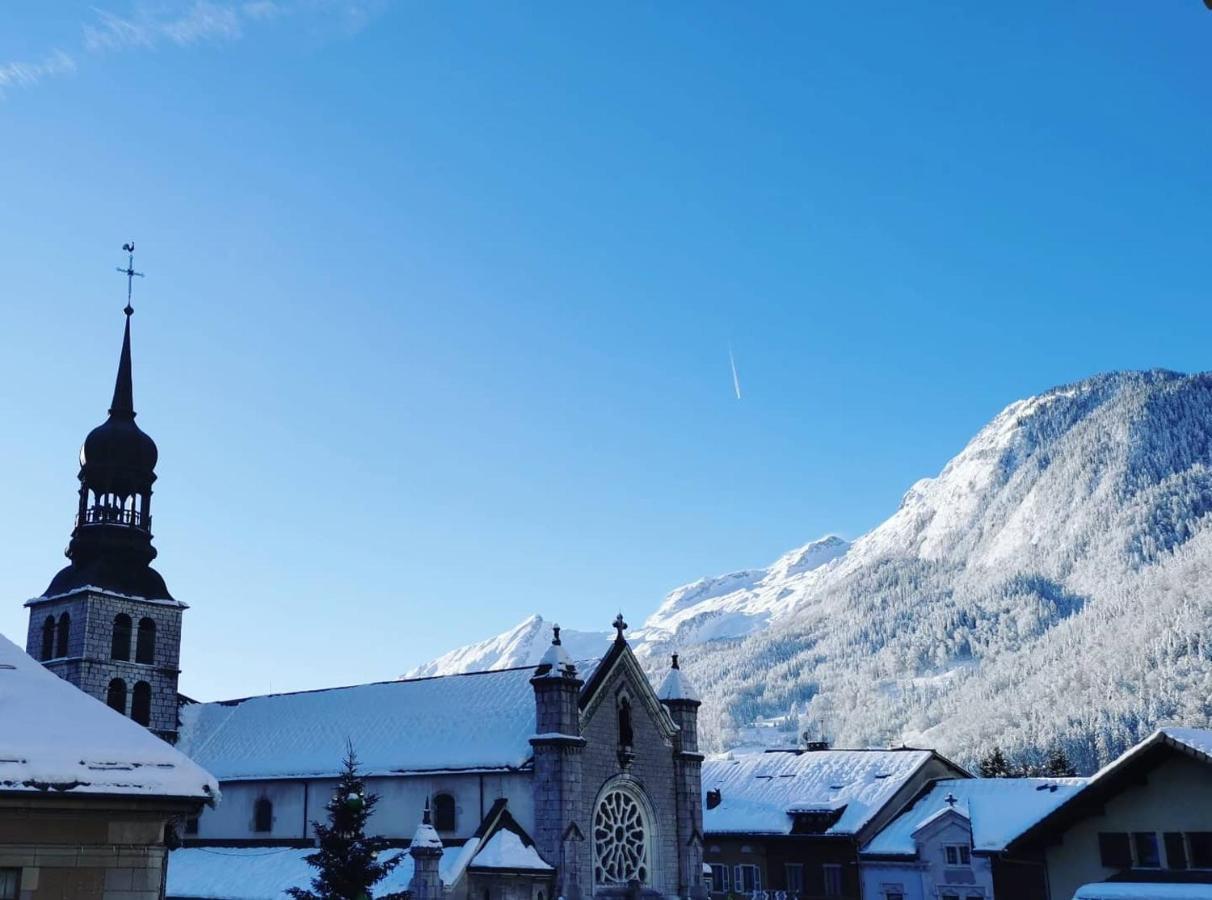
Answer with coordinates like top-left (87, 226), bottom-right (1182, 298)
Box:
top-left (116, 241), bottom-right (144, 316)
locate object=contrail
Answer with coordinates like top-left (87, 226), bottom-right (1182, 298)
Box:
top-left (729, 345), bottom-right (742, 400)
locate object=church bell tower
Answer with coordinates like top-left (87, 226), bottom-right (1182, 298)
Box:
top-left (24, 245), bottom-right (185, 742)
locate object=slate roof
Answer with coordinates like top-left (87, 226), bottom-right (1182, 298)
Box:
top-left (0, 633), bottom-right (217, 800)
top-left (178, 666), bottom-right (543, 781)
top-left (861, 777), bottom-right (1085, 857)
top-left (702, 748), bottom-right (943, 837)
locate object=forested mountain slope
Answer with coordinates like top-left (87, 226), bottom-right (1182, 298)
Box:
top-left (413, 371), bottom-right (1212, 771)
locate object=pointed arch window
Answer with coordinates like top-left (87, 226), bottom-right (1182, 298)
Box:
top-left (433, 793), bottom-right (456, 832)
top-left (135, 617), bottom-right (156, 664)
top-left (253, 797), bottom-right (273, 833)
top-left (40, 616), bottom-right (55, 660)
top-left (618, 696), bottom-right (634, 748)
top-left (131, 681), bottom-right (152, 726)
top-left (111, 614), bottom-right (132, 661)
top-left (55, 613), bottom-right (70, 658)
top-left (106, 678), bottom-right (127, 714)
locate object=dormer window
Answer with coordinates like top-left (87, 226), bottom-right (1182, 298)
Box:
top-left (944, 844), bottom-right (971, 866)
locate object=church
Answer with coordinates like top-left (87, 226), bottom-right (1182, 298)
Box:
top-left (17, 257), bottom-right (708, 900)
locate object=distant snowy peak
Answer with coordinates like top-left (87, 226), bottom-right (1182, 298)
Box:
top-left (402, 615), bottom-right (611, 679)
top-left (635, 535), bottom-right (851, 645)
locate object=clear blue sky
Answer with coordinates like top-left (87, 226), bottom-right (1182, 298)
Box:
top-left (2, 2), bottom-right (1209, 701)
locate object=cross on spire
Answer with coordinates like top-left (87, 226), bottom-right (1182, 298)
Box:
top-left (116, 241), bottom-right (144, 316)
top-left (613, 612), bottom-right (628, 643)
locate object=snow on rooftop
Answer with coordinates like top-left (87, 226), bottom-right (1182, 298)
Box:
top-left (1072, 884), bottom-right (1212, 900)
top-left (470, 830), bottom-right (552, 871)
top-left (0, 633), bottom-right (216, 800)
top-left (658, 663), bottom-right (699, 703)
top-left (167, 845), bottom-right (472, 899)
top-left (861, 777), bottom-right (1086, 856)
top-left (1159, 727), bottom-right (1212, 760)
top-left (177, 667), bottom-right (544, 781)
top-left (702, 749), bottom-right (935, 836)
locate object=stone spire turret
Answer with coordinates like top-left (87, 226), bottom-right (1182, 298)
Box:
top-left (408, 798), bottom-right (444, 900)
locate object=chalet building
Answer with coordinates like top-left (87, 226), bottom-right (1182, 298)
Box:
top-left (700, 747), bottom-right (966, 900)
top-left (0, 633), bottom-right (215, 900)
top-left (858, 777), bottom-right (1085, 900)
top-left (1005, 728), bottom-right (1212, 900)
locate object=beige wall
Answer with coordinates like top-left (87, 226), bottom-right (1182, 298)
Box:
top-left (1045, 753), bottom-right (1212, 900)
top-left (0, 795), bottom-right (200, 900)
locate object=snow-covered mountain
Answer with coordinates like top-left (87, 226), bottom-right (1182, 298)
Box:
top-left (410, 371), bottom-right (1212, 771)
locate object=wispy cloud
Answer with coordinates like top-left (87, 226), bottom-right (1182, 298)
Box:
top-left (0, 1), bottom-right (383, 100)
top-left (0, 49), bottom-right (77, 96)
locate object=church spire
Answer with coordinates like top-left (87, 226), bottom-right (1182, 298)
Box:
top-left (109, 309), bottom-right (135, 419)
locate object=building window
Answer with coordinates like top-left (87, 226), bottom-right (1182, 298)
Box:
top-left (55, 612), bottom-right (70, 657)
top-left (784, 863), bottom-right (804, 896)
top-left (1134, 832), bottom-right (1161, 868)
top-left (593, 787), bottom-right (650, 886)
top-left (131, 681), bottom-right (152, 726)
top-left (733, 865), bottom-right (761, 894)
top-left (822, 864), bottom-right (842, 897)
top-left (111, 613), bottom-right (132, 660)
top-left (944, 844), bottom-right (972, 866)
top-left (884, 891), bottom-right (905, 900)
top-left (1189, 833), bottom-right (1212, 869)
top-left (184, 817), bottom-right (199, 835)
top-left (941, 894), bottom-right (959, 900)
top-left (136, 617), bottom-right (156, 664)
top-left (0, 869), bottom-right (19, 900)
top-left (1165, 833), bottom-right (1188, 869)
top-left (106, 678), bottom-right (127, 714)
top-left (618, 696), bottom-right (634, 748)
top-left (708, 864), bottom-right (729, 894)
top-left (432, 793), bottom-right (456, 831)
top-left (1099, 833), bottom-right (1132, 868)
top-left (40, 615), bottom-right (55, 660)
top-left (253, 797), bottom-right (273, 833)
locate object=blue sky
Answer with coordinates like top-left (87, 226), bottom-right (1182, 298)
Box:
top-left (1, 1), bottom-right (1210, 700)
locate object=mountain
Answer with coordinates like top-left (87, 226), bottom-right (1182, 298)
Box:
top-left (411, 371), bottom-right (1212, 772)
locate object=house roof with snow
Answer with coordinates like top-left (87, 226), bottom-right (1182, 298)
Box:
top-left (702, 748), bottom-right (960, 838)
top-left (861, 777), bottom-right (1085, 857)
top-left (177, 666), bottom-right (547, 781)
top-left (0, 633), bottom-right (217, 801)
top-left (1008, 728), bottom-right (1212, 854)
top-left (1072, 884), bottom-right (1212, 900)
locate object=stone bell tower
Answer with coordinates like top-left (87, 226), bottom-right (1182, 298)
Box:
top-left (24, 245), bottom-right (185, 742)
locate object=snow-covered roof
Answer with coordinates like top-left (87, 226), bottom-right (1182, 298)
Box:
top-left (1072, 884), bottom-right (1212, 900)
top-left (702, 749), bottom-right (937, 836)
top-left (167, 846), bottom-right (468, 899)
top-left (0, 633), bottom-right (217, 801)
top-left (658, 662), bottom-right (699, 703)
top-left (469, 830), bottom-right (552, 871)
top-left (178, 666), bottom-right (543, 781)
top-left (861, 777), bottom-right (1085, 857)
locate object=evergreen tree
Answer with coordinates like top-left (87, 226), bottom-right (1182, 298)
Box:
top-left (288, 746), bottom-right (405, 900)
top-left (978, 746), bottom-right (1012, 778)
top-left (1043, 744), bottom-right (1078, 777)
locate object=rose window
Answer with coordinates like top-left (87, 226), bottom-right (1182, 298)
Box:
top-left (593, 788), bottom-right (650, 886)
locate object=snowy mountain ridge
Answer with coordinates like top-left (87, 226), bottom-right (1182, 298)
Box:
top-left (410, 371), bottom-right (1212, 771)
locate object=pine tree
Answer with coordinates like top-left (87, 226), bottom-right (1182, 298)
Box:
top-left (978, 746), bottom-right (1012, 778)
top-left (288, 745), bottom-right (405, 900)
top-left (1043, 744), bottom-right (1078, 777)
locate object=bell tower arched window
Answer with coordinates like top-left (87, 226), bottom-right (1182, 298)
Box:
top-left (40, 616), bottom-right (55, 660)
top-left (433, 793), bottom-right (456, 832)
top-left (136, 617), bottom-right (155, 664)
top-left (55, 613), bottom-right (70, 658)
top-left (111, 614), bottom-right (132, 660)
top-left (131, 681), bottom-right (152, 726)
top-left (106, 678), bottom-right (127, 714)
top-left (253, 797), bottom-right (273, 833)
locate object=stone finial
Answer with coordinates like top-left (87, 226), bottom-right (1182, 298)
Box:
top-left (552, 623), bottom-right (562, 645)
top-left (944, 792), bottom-right (958, 808)
top-left (671, 652), bottom-right (679, 670)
